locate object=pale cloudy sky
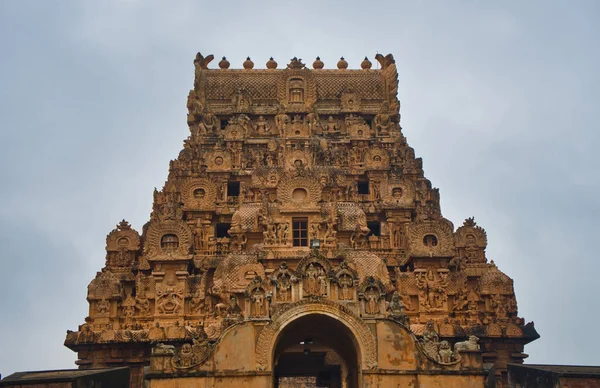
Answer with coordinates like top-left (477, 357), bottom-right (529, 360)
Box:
top-left (1, 0), bottom-right (599, 376)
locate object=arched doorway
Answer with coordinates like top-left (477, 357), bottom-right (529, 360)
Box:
top-left (272, 314), bottom-right (360, 388)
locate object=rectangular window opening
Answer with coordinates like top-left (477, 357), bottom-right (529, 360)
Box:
top-left (367, 221), bottom-right (381, 237)
top-left (216, 223), bottom-right (231, 238)
top-left (292, 218), bottom-right (308, 247)
top-left (358, 181), bottom-right (369, 195)
top-left (227, 181), bottom-right (240, 197)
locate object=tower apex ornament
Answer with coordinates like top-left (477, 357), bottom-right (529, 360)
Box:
top-left (287, 57), bottom-right (306, 69)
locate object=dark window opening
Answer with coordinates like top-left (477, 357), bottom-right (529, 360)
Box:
top-left (160, 234), bottom-right (179, 250)
top-left (367, 221), bottom-right (381, 237)
top-left (216, 223), bottom-right (231, 238)
top-left (220, 118), bottom-right (228, 130)
top-left (358, 181), bottom-right (369, 194)
top-left (292, 218), bottom-right (308, 247)
top-left (227, 181), bottom-right (240, 197)
top-left (423, 234), bottom-right (438, 247)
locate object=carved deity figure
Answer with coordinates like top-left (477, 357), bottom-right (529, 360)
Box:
top-left (324, 116), bottom-right (339, 133)
top-left (255, 115), bottom-right (270, 134)
top-left (338, 274), bottom-right (353, 300)
top-left (275, 108), bottom-right (290, 136)
top-left (250, 289), bottom-right (265, 317)
top-left (307, 109), bottom-right (321, 134)
top-left (277, 273), bottom-right (292, 301)
top-left (374, 101), bottom-right (393, 135)
top-left (365, 287), bottom-right (380, 314)
top-left (422, 320), bottom-right (440, 361)
top-left (304, 263), bottom-right (327, 296)
top-left (199, 108), bottom-right (219, 135)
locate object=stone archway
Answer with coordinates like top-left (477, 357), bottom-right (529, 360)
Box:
top-left (255, 300), bottom-right (377, 388)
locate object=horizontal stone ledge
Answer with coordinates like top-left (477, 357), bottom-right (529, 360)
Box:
top-left (145, 370), bottom-right (272, 379)
top-left (362, 369), bottom-right (487, 376)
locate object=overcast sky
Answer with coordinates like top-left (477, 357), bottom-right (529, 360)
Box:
top-left (1, 0), bottom-right (599, 376)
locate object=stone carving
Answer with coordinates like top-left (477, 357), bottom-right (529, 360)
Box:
top-left (358, 277), bottom-right (385, 316)
top-left (454, 335), bottom-right (480, 353)
top-left (387, 291), bottom-right (409, 325)
top-left (143, 218), bottom-right (193, 260)
top-left (246, 276), bottom-right (270, 318)
top-left (408, 219), bottom-right (455, 257)
top-left (455, 217), bottom-right (488, 264)
top-left (67, 52), bottom-right (535, 388)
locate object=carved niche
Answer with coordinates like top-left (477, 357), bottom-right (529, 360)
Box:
top-left (358, 276), bottom-right (386, 316)
top-left (334, 261), bottom-right (359, 301)
top-left (270, 262), bottom-right (297, 302)
top-left (365, 147), bottom-right (389, 169)
top-left (105, 220), bottom-right (140, 270)
top-left (455, 217), bottom-right (488, 264)
top-left (204, 145), bottom-right (233, 172)
top-left (180, 178), bottom-right (217, 210)
top-left (277, 175), bottom-right (322, 210)
top-left (223, 115), bottom-right (251, 141)
top-left (340, 89), bottom-right (361, 112)
top-left (381, 178), bottom-right (415, 207)
top-left (345, 115), bottom-right (371, 139)
top-left (143, 219), bottom-right (193, 260)
top-left (285, 115), bottom-right (310, 138)
top-left (296, 252), bottom-right (334, 298)
top-left (408, 219), bottom-right (455, 257)
top-left (277, 66), bottom-right (316, 111)
top-left (245, 276), bottom-right (270, 319)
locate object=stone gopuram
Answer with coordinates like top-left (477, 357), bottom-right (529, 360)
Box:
top-left (64, 53), bottom-right (539, 388)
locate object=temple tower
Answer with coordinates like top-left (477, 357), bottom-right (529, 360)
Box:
top-left (65, 53), bottom-right (538, 388)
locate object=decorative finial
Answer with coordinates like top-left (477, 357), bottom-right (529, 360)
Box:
top-left (337, 57), bottom-right (348, 69)
top-left (243, 57), bottom-right (254, 70)
top-left (218, 56), bottom-right (230, 69)
top-left (266, 57), bottom-right (278, 69)
top-left (287, 57), bottom-right (306, 69)
top-left (313, 56), bottom-right (324, 70)
top-left (361, 56), bottom-right (372, 70)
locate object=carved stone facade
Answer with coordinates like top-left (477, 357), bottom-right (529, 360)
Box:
top-left (65, 53), bottom-right (538, 388)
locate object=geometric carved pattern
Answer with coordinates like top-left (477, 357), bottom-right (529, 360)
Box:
top-left (255, 299), bottom-right (378, 371)
top-left (213, 253), bottom-right (266, 294)
top-left (343, 251), bottom-right (392, 290)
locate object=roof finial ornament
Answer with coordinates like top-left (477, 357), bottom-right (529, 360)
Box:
top-left (375, 53), bottom-right (395, 70)
top-left (361, 56), bottom-right (372, 70)
top-left (218, 56), bottom-right (230, 69)
top-left (337, 57), bottom-right (348, 69)
top-left (194, 52), bottom-right (214, 69)
top-left (312, 56), bottom-right (324, 70)
top-left (243, 57), bottom-right (254, 70)
top-left (287, 57), bottom-right (306, 69)
top-left (266, 57), bottom-right (278, 69)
